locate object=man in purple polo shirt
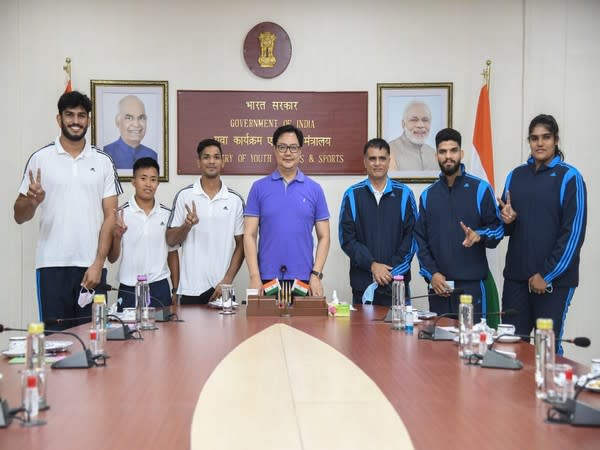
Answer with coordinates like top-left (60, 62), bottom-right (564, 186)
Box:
top-left (244, 124), bottom-right (330, 296)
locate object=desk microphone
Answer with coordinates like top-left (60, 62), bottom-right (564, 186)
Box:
top-left (476, 333), bottom-right (590, 370)
top-left (96, 283), bottom-right (180, 322)
top-left (560, 337), bottom-right (591, 347)
top-left (45, 315), bottom-right (137, 341)
top-left (418, 309), bottom-right (519, 341)
top-left (0, 324), bottom-right (96, 369)
top-left (490, 334), bottom-right (590, 347)
top-left (547, 373), bottom-right (600, 427)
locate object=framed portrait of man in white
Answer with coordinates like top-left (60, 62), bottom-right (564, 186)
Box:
top-left (377, 82), bottom-right (453, 183)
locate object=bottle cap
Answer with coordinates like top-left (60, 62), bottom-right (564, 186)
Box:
top-left (137, 275), bottom-right (148, 281)
top-left (27, 322), bottom-right (44, 334)
top-left (93, 294), bottom-right (106, 304)
top-left (565, 368), bottom-right (573, 381)
top-left (536, 318), bottom-right (553, 330)
top-left (393, 275), bottom-right (404, 281)
top-left (459, 294), bottom-right (472, 304)
top-left (27, 374), bottom-right (37, 388)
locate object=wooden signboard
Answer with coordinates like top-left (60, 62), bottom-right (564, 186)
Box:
top-left (177, 90), bottom-right (368, 175)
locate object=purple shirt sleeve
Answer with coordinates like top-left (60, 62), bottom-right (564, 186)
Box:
top-left (314, 183), bottom-right (330, 221)
top-left (245, 181), bottom-right (261, 217)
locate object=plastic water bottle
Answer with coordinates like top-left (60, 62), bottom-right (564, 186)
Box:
top-left (478, 331), bottom-right (488, 356)
top-left (405, 304), bottom-right (414, 335)
top-left (472, 318), bottom-right (494, 354)
top-left (458, 295), bottom-right (474, 358)
top-left (473, 318), bottom-right (494, 344)
top-left (23, 322), bottom-right (46, 413)
top-left (535, 318), bottom-right (555, 399)
top-left (135, 275), bottom-right (149, 329)
top-left (23, 373), bottom-right (39, 418)
top-left (91, 294), bottom-right (107, 356)
top-left (391, 275), bottom-right (406, 330)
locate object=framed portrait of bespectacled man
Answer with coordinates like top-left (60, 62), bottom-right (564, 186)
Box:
top-left (377, 82), bottom-right (453, 183)
top-left (91, 80), bottom-right (169, 181)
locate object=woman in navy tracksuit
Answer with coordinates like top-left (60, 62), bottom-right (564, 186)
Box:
top-left (499, 115), bottom-right (587, 353)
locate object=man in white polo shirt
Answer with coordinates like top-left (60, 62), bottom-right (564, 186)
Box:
top-left (166, 138), bottom-right (244, 304)
top-left (108, 157), bottom-right (179, 310)
top-left (14, 91), bottom-right (122, 328)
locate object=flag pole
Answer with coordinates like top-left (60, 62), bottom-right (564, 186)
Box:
top-left (475, 59), bottom-right (500, 327)
top-left (63, 57), bottom-right (72, 93)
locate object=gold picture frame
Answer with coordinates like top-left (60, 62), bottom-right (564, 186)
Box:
top-left (377, 82), bottom-right (453, 183)
top-left (91, 80), bottom-right (169, 181)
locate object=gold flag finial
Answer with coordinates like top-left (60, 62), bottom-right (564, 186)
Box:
top-left (63, 57), bottom-right (72, 77)
top-left (481, 59), bottom-right (492, 87)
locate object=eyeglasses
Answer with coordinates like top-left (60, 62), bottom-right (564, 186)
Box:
top-left (275, 144), bottom-right (300, 153)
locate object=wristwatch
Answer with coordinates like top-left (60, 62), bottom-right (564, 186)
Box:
top-left (171, 288), bottom-right (178, 294)
top-left (310, 270), bottom-right (323, 280)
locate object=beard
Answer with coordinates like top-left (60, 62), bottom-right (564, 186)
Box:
top-left (61, 122), bottom-right (88, 142)
top-left (405, 129), bottom-right (428, 145)
top-left (439, 160), bottom-right (460, 176)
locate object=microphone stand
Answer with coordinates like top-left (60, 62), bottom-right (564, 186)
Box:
top-left (2, 325), bottom-right (98, 369)
top-left (479, 333), bottom-right (590, 371)
top-left (106, 314), bottom-right (139, 341)
top-left (547, 373), bottom-right (600, 427)
top-left (418, 313), bottom-right (459, 341)
top-left (0, 396), bottom-right (11, 428)
top-left (46, 315), bottom-right (137, 342)
top-left (465, 331), bottom-right (524, 370)
top-left (45, 329), bottom-right (100, 369)
top-left (479, 343), bottom-right (524, 370)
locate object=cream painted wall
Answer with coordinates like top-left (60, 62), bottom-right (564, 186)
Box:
top-left (1, 0), bottom-right (598, 364)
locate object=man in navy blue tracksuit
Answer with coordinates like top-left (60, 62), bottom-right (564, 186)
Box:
top-left (499, 114), bottom-right (587, 354)
top-left (415, 128), bottom-right (503, 315)
top-left (339, 138), bottom-right (417, 306)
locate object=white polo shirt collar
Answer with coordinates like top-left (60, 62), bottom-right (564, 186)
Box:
top-left (192, 178), bottom-right (230, 200)
top-left (128, 194), bottom-right (159, 217)
top-left (54, 136), bottom-right (93, 159)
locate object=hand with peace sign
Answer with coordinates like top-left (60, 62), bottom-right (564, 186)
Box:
top-left (26, 168), bottom-right (46, 207)
top-left (497, 190), bottom-right (517, 224)
top-left (113, 208), bottom-right (128, 239)
top-left (184, 201), bottom-right (199, 228)
top-left (460, 221), bottom-right (481, 248)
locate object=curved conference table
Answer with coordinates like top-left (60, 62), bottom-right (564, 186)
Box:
top-left (1, 305), bottom-right (599, 449)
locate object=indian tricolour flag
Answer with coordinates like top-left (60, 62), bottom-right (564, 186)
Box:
top-left (291, 279), bottom-right (309, 297)
top-left (263, 279), bottom-right (281, 296)
top-left (470, 83), bottom-right (501, 328)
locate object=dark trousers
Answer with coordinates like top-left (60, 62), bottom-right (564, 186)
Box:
top-left (180, 287), bottom-right (215, 305)
top-left (37, 266), bottom-right (108, 330)
top-left (428, 279), bottom-right (485, 316)
top-left (501, 279), bottom-right (575, 354)
top-left (117, 278), bottom-right (172, 311)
